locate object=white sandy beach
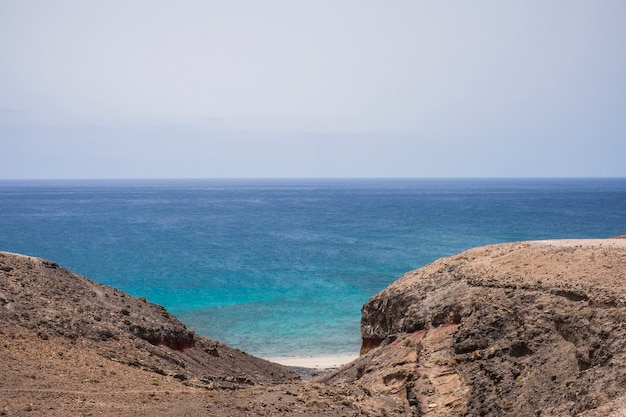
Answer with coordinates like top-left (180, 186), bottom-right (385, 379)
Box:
top-left (266, 354), bottom-right (359, 369)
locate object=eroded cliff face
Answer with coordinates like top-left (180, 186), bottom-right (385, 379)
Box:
top-left (320, 239), bottom-right (626, 417)
top-left (3, 240), bottom-right (626, 416)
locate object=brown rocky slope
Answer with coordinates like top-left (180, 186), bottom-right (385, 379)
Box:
top-left (0, 252), bottom-right (382, 416)
top-left (3, 238), bottom-right (626, 416)
top-left (319, 238), bottom-right (626, 416)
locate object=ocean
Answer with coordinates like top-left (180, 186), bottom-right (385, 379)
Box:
top-left (0, 178), bottom-right (624, 358)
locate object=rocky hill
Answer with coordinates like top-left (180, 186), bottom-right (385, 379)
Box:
top-left (2, 238), bottom-right (626, 416)
top-left (0, 252), bottom-right (379, 416)
top-left (319, 238), bottom-right (626, 416)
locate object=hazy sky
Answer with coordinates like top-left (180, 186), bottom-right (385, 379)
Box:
top-left (1, 1), bottom-right (625, 179)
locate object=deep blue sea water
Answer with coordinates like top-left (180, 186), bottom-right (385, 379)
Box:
top-left (1, 178), bottom-right (625, 357)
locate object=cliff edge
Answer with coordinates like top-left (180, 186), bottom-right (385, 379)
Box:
top-left (319, 239), bottom-right (626, 416)
top-left (3, 239), bottom-right (626, 416)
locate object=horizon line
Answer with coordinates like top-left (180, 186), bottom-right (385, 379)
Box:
top-left (1, 176), bottom-right (625, 182)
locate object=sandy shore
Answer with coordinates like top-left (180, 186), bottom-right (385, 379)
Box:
top-left (266, 354), bottom-right (359, 369)
top-left (531, 237), bottom-right (626, 248)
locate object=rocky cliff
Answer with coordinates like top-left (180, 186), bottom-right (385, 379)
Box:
top-left (319, 239), bottom-right (626, 416)
top-left (3, 239), bottom-right (626, 416)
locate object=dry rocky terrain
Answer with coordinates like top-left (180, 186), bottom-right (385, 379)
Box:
top-left (0, 252), bottom-right (377, 416)
top-left (322, 238), bottom-right (626, 416)
top-left (2, 237), bottom-right (626, 416)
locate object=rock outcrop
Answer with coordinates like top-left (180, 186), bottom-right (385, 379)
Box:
top-left (3, 239), bottom-right (626, 416)
top-left (0, 251), bottom-right (296, 388)
top-left (319, 239), bottom-right (626, 416)
top-left (1, 251), bottom-right (386, 416)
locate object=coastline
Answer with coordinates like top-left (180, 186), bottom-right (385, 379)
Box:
top-left (265, 354), bottom-right (359, 370)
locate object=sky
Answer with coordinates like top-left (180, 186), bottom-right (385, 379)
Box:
top-left (1, 1), bottom-right (625, 179)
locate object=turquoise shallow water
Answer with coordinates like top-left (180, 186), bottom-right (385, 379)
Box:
top-left (1, 178), bottom-right (625, 357)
